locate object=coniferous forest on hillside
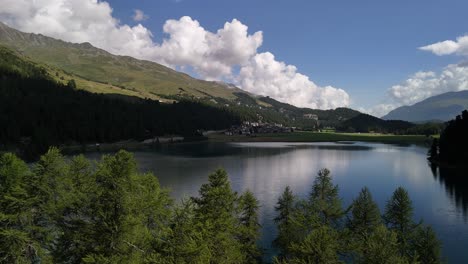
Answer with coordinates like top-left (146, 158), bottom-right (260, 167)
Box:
top-left (0, 53), bottom-right (240, 160)
top-left (0, 149), bottom-right (442, 264)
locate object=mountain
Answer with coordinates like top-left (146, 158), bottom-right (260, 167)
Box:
top-left (0, 44), bottom-right (241, 159)
top-left (337, 113), bottom-right (414, 133)
top-left (0, 21), bottom-right (246, 102)
top-left (382, 91), bottom-right (468, 122)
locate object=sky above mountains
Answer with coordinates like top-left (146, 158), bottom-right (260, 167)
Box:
top-left (1, 0), bottom-right (468, 115)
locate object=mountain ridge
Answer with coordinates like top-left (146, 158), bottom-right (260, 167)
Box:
top-left (382, 90), bottom-right (468, 122)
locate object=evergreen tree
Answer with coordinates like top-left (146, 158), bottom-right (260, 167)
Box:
top-left (288, 226), bottom-right (341, 264)
top-left (123, 171), bottom-right (173, 262)
top-left (165, 199), bottom-right (211, 263)
top-left (238, 190), bottom-right (262, 263)
top-left (192, 168), bottom-right (244, 263)
top-left (346, 187), bottom-right (382, 261)
top-left (83, 150), bottom-right (136, 262)
top-left (273, 186), bottom-right (297, 258)
top-left (309, 169), bottom-right (344, 226)
top-left (347, 187), bottom-right (381, 236)
top-left (52, 155), bottom-right (97, 263)
top-left (358, 225), bottom-right (407, 264)
top-left (0, 153), bottom-right (40, 263)
top-left (383, 187), bottom-right (415, 258)
top-left (409, 225), bottom-right (442, 264)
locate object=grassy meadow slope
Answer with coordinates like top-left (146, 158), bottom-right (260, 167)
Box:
top-left (0, 22), bottom-right (242, 101)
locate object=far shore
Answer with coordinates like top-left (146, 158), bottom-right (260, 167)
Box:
top-left (207, 131), bottom-right (434, 146)
top-left (1, 132), bottom-right (434, 158)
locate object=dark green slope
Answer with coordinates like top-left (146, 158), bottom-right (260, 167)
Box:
top-left (0, 45), bottom-right (240, 159)
top-left (383, 91), bottom-right (468, 122)
top-left (338, 113), bottom-right (415, 133)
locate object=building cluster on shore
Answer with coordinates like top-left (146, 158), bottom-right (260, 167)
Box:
top-left (224, 121), bottom-right (293, 136)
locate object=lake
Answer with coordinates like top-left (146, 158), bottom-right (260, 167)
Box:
top-left (86, 141), bottom-right (468, 263)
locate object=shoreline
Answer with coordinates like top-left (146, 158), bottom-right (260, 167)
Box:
top-left (207, 131), bottom-right (433, 146)
top-left (16, 131), bottom-right (432, 157)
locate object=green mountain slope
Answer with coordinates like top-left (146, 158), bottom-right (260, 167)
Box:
top-left (0, 44), bottom-right (240, 159)
top-left (382, 91), bottom-right (468, 122)
top-left (0, 22), bottom-right (244, 102)
top-left (0, 22), bottom-right (363, 128)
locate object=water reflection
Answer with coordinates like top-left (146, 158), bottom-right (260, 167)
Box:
top-left (431, 165), bottom-right (468, 219)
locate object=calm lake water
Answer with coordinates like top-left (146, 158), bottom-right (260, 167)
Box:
top-left (86, 141), bottom-right (468, 263)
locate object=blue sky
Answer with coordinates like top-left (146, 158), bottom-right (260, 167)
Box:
top-left (1, 0), bottom-right (468, 114)
top-left (105, 0), bottom-right (468, 109)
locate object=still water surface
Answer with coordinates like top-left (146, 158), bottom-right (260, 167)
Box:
top-left (86, 142), bottom-right (468, 263)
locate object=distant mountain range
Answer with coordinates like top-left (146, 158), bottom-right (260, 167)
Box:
top-left (382, 91), bottom-right (468, 122)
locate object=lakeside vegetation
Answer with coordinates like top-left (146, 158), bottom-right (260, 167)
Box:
top-left (428, 110), bottom-right (468, 166)
top-left (209, 131), bottom-right (434, 145)
top-left (0, 149), bottom-right (442, 263)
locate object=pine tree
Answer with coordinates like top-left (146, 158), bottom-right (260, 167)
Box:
top-left (273, 186), bottom-right (297, 258)
top-left (347, 187), bottom-right (382, 236)
top-left (383, 187), bottom-right (415, 258)
top-left (192, 168), bottom-right (244, 263)
top-left (359, 225), bottom-right (407, 264)
top-left (238, 190), bottom-right (262, 263)
top-left (346, 187), bottom-right (382, 261)
top-left (410, 225), bottom-right (442, 264)
top-left (83, 150), bottom-right (136, 262)
top-left (289, 225), bottom-right (341, 264)
top-left (52, 155), bottom-right (97, 263)
top-left (165, 199), bottom-right (211, 263)
top-left (309, 169), bottom-right (344, 226)
top-left (0, 153), bottom-right (41, 263)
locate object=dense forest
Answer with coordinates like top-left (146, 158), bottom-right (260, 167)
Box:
top-left (0, 149), bottom-right (442, 263)
top-left (336, 113), bottom-right (444, 135)
top-left (0, 47), bottom-right (240, 159)
top-left (428, 110), bottom-right (468, 165)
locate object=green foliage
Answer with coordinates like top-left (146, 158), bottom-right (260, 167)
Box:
top-left (409, 225), bottom-right (442, 264)
top-left (308, 169), bottom-right (344, 226)
top-left (337, 113), bottom-right (415, 134)
top-left (347, 187), bottom-right (381, 236)
top-left (358, 225), bottom-right (407, 264)
top-left (383, 187), bottom-right (414, 238)
top-left (238, 190), bottom-right (262, 263)
top-left (0, 149), bottom-right (443, 264)
top-left (0, 153), bottom-right (40, 263)
top-left (273, 172), bottom-right (442, 264)
top-left (192, 168), bottom-right (244, 263)
top-left (273, 186), bottom-right (297, 258)
top-left (288, 226), bottom-right (341, 264)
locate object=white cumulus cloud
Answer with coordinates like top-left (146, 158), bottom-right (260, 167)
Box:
top-left (0, 0), bottom-right (350, 109)
top-left (151, 16), bottom-right (263, 80)
top-left (419, 35), bottom-right (468, 56)
top-left (133, 9), bottom-right (148, 22)
top-left (238, 52), bottom-right (350, 109)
